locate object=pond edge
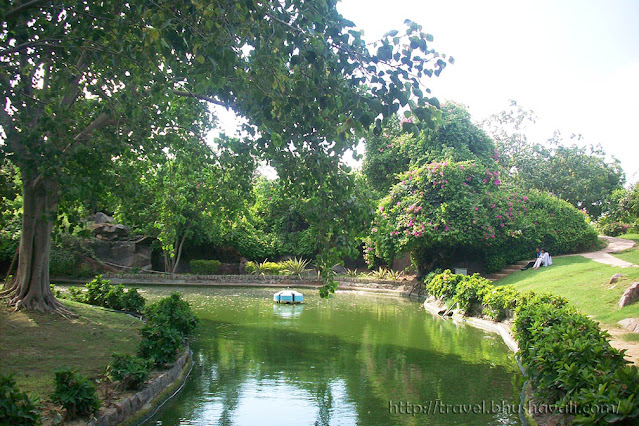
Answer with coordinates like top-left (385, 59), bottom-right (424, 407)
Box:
top-left (88, 346), bottom-right (192, 426)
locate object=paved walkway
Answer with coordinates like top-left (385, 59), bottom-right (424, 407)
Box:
top-left (579, 236), bottom-right (638, 268)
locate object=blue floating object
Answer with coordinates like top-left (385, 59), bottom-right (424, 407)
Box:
top-left (273, 290), bottom-right (303, 304)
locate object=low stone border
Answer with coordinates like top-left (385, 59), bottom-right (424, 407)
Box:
top-left (422, 298), bottom-right (518, 353)
top-left (89, 347), bottom-right (192, 426)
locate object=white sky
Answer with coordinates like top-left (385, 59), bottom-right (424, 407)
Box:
top-left (215, 0), bottom-right (639, 184)
top-left (337, 0), bottom-right (639, 184)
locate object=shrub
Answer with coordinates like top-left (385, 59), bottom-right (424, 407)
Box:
top-left (123, 288), bottom-right (145, 313)
top-left (106, 354), bottom-right (150, 390)
top-left (452, 274), bottom-right (492, 315)
top-left (599, 221), bottom-right (631, 237)
top-left (104, 284), bottom-right (125, 311)
top-left (484, 255), bottom-right (506, 273)
top-left (145, 292), bottom-right (198, 337)
top-left (138, 325), bottom-right (184, 367)
top-left (66, 286), bottom-right (86, 303)
top-left (425, 270), bottom-right (465, 300)
top-left (245, 260), bottom-right (287, 276)
top-left (189, 259), bottom-right (221, 275)
top-left (480, 285), bottom-right (519, 321)
top-left (84, 275), bottom-right (111, 306)
top-left (513, 300), bottom-right (630, 419)
top-left (51, 368), bottom-right (100, 419)
top-left (0, 374), bottom-right (41, 425)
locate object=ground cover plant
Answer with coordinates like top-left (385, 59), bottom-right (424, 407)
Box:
top-left (63, 276), bottom-right (145, 314)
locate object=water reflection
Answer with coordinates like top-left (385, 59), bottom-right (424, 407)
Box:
top-left (144, 287), bottom-right (522, 425)
top-left (272, 303), bottom-right (304, 319)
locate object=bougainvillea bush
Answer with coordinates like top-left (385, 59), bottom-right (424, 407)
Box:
top-left (365, 160), bottom-right (597, 273)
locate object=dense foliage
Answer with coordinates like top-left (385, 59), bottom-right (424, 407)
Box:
top-left (482, 101), bottom-right (625, 219)
top-left (424, 270), bottom-right (639, 423)
top-left (106, 354), bottom-right (151, 391)
top-left (51, 368), bottom-right (101, 420)
top-left (189, 260), bottom-right (222, 275)
top-left (1, 0), bottom-right (451, 309)
top-left (363, 104), bottom-right (496, 193)
top-left (0, 374), bottom-right (41, 425)
top-left (65, 276), bottom-right (145, 314)
top-left (365, 160), bottom-right (597, 273)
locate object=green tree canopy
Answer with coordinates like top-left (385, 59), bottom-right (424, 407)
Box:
top-left (1, 0), bottom-right (450, 311)
top-left (363, 103), bottom-right (495, 193)
top-left (482, 102), bottom-right (624, 218)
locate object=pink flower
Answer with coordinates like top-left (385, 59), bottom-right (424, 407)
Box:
top-left (474, 206), bottom-right (478, 211)
top-left (500, 223), bottom-right (505, 227)
top-left (494, 180), bottom-right (501, 185)
top-left (490, 203), bottom-right (496, 208)
top-left (491, 234), bottom-right (495, 238)
top-left (482, 179), bottom-right (488, 183)
top-left (459, 165), bottom-right (464, 170)
top-left (496, 215), bottom-right (502, 218)
top-left (380, 206), bottom-right (384, 212)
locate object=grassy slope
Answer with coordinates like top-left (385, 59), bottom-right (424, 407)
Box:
top-left (0, 300), bottom-right (142, 397)
top-left (495, 255), bottom-right (639, 326)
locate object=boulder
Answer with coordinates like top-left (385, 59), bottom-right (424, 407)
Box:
top-left (619, 318), bottom-right (639, 333)
top-left (610, 273), bottom-right (625, 284)
top-left (90, 238), bottom-right (152, 270)
top-left (619, 282), bottom-right (639, 308)
top-left (90, 223), bottom-right (129, 241)
top-left (92, 211), bottom-right (113, 224)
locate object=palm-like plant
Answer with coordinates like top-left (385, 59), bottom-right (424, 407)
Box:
top-left (282, 257), bottom-right (310, 279)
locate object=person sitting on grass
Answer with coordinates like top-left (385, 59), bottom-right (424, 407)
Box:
top-left (521, 247), bottom-right (541, 270)
top-left (532, 248), bottom-right (552, 270)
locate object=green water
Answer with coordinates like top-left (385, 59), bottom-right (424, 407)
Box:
top-left (142, 287), bottom-right (523, 425)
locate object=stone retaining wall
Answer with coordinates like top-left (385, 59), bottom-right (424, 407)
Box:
top-left (101, 273), bottom-right (412, 293)
top-left (90, 347), bottom-right (192, 426)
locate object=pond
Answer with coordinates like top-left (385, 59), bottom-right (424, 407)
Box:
top-left (141, 286), bottom-right (523, 425)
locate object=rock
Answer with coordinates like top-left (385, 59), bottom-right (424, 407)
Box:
top-left (618, 318), bottom-right (639, 333)
top-left (90, 223), bottom-right (129, 240)
top-left (90, 238), bottom-right (152, 270)
top-left (92, 212), bottom-right (113, 224)
top-left (610, 273), bottom-right (625, 284)
top-left (331, 264), bottom-right (347, 274)
top-left (619, 282), bottom-right (639, 308)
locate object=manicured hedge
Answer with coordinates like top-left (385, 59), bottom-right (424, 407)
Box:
top-left (189, 259), bottom-right (221, 275)
top-left (424, 271), bottom-right (639, 423)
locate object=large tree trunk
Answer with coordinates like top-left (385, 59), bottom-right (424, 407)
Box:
top-left (1, 172), bottom-right (71, 315)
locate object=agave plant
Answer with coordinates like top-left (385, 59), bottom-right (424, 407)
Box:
top-left (345, 268), bottom-right (359, 277)
top-left (368, 267), bottom-right (390, 280)
top-left (368, 267), bottom-right (403, 281)
top-left (282, 257), bottom-right (310, 278)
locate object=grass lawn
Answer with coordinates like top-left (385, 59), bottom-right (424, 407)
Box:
top-left (0, 299), bottom-right (142, 398)
top-left (495, 255), bottom-right (639, 326)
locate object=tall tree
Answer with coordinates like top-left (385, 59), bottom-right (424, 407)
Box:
top-left (482, 102), bottom-right (624, 218)
top-left (1, 0), bottom-right (449, 312)
top-left (363, 103), bottom-right (495, 193)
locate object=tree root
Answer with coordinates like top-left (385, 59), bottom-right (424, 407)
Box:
top-left (5, 290), bottom-right (77, 319)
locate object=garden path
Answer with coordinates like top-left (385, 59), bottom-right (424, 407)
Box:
top-left (578, 236), bottom-right (637, 268)
top-left (581, 236), bottom-right (639, 363)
